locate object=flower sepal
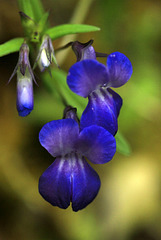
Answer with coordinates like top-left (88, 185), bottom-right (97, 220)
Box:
top-left (34, 35), bottom-right (58, 72)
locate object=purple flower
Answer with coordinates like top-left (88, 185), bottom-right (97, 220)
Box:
top-left (67, 52), bottom-right (133, 135)
top-left (39, 107), bottom-right (116, 211)
top-left (9, 43), bottom-right (36, 117)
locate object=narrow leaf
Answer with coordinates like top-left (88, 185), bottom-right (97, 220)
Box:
top-left (115, 132), bottom-right (131, 156)
top-left (45, 24), bottom-right (100, 40)
top-left (18, 0), bottom-right (44, 22)
top-left (38, 12), bottom-right (49, 33)
top-left (30, 0), bottom-right (45, 22)
top-left (0, 38), bottom-right (24, 57)
top-left (17, 0), bottom-right (35, 20)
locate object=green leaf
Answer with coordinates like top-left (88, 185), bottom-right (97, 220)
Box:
top-left (17, 0), bottom-right (35, 20)
top-left (38, 12), bottom-right (49, 33)
top-left (18, 0), bottom-right (44, 22)
top-left (19, 11), bottom-right (36, 38)
top-left (29, 0), bottom-right (45, 22)
top-left (115, 132), bottom-right (131, 156)
top-left (45, 24), bottom-right (100, 40)
top-left (0, 38), bottom-right (24, 57)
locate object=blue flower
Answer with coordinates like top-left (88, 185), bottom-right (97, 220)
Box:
top-left (39, 107), bottom-right (116, 211)
top-left (9, 43), bottom-right (36, 117)
top-left (67, 52), bottom-right (133, 135)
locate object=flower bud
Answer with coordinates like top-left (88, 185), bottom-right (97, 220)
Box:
top-left (9, 43), bottom-right (35, 117)
top-left (72, 40), bottom-right (96, 61)
top-left (35, 35), bottom-right (58, 71)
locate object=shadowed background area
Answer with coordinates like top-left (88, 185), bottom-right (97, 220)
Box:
top-left (0, 0), bottom-right (160, 240)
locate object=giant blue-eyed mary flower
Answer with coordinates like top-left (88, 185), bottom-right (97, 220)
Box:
top-left (9, 43), bottom-right (36, 117)
top-left (67, 52), bottom-right (133, 135)
top-left (39, 107), bottom-right (116, 211)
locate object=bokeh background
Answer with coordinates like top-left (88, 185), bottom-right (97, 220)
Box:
top-left (0, 0), bottom-right (160, 239)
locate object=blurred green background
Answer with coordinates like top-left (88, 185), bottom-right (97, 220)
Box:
top-left (0, 0), bottom-right (160, 239)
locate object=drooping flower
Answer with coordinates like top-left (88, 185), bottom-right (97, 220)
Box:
top-left (34, 35), bottom-right (58, 71)
top-left (39, 107), bottom-right (116, 211)
top-left (67, 52), bottom-right (133, 135)
top-left (9, 43), bottom-right (36, 117)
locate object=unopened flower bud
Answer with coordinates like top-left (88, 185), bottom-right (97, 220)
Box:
top-left (72, 39), bottom-right (96, 61)
top-left (9, 43), bottom-right (36, 117)
top-left (35, 35), bottom-right (58, 71)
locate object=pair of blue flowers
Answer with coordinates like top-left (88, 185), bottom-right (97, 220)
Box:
top-left (38, 41), bottom-right (133, 211)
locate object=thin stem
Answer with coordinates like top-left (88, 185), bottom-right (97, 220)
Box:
top-left (95, 52), bottom-right (109, 58)
top-left (55, 42), bottom-right (74, 53)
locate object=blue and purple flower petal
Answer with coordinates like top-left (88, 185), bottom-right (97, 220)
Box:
top-left (106, 52), bottom-right (133, 88)
top-left (67, 59), bottom-right (109, 98)
top-left (39, 118), bottom-right (79, 157)
top-left (80, 88), bottom-right (122, 135)
top-left (39, 154), bottom-right (100, 211)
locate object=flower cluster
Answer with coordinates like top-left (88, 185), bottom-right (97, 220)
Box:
top-left (38, 41), bottom-right (133, 211)
top-left (8, 23), bottom-right (132, 210)
top-left (6, 12), bottom-right (132, 212)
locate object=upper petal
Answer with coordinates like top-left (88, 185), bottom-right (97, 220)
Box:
top-left (67, 59), bottom-right (109, 98)
top-left (39, 119), bottom-right (79, 157)
top-left (78, 125), bottom-right (116, 164)
top-left (106, 52), bottom-right (133, 88)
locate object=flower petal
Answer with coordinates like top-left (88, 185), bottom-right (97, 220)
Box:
top-left (39, 119), bottom-right (79, 157)
top-left (108, 88), bottom-right (123, 117)
top-left (39, 156), bottom-right (71, 209)
top-left (80, 88), bottom-right (122, 135)
top-left (71, 154), bottom-right (100, 212)
top-left (78, 125), bottom-right (116, 164)
top-left (67, 59), bottom-right (109, 98)
top-left (39, 154), bottom-right (100, 211)
top-left (16, 75), bottom-right (33, 117)
top-left (106, 52), bottom-right (133, 87)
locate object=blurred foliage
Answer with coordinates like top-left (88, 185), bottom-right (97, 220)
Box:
top-left (0, 0), bottom-right (161, 240)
